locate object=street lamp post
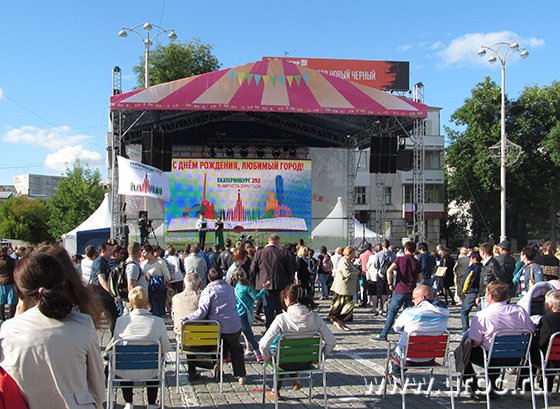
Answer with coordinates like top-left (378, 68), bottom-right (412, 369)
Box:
top-left (118, 22), bottom-right (177, 88)
top-left (478, 41), bottom-right (529, 242)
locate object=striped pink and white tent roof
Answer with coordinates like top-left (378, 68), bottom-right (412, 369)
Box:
top-left (110, 59), bottom-right (427, 118)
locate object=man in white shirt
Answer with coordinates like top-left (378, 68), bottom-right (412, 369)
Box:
top-left (388, 285), bottom-right (449, 376)
top-left (330, 247), bottom-right (344, 279)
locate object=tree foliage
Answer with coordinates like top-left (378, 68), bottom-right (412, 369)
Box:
top-left (0, 195), bottom-right (52, 243)
top-left (445, 78), bottom-right (560, 244)
top-left (134, 38), bottom-right (221, 87)
top-left (47, 161), bottom-right (105, 240)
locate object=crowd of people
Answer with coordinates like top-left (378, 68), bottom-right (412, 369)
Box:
top-left (0, 235), bottom-right (560, 407)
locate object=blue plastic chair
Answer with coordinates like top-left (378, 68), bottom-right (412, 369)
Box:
top-left (481, 330), bottom-right (535, 409)
top-left (106, 338), bottom-right (165, 409)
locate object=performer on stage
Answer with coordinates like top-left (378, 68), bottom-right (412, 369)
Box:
top-left (138, 211), bottom-right (149, 245)
top-left (215, 217), bottom-right (224, 249)
top-left (196, 213), bottom-right (207, 250)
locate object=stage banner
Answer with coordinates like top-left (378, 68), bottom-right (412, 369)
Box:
top-left (262, 56), bottom-right (409, 91)
top-left (117, 156), bottom-right (170, 200)
top-left (165, 158), bottom-right (312, 245)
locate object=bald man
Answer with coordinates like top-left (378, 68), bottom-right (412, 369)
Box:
top-left (388, 285), bottom-right (450, 376)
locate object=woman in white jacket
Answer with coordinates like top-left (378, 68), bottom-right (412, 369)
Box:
top-left (259, 284), bottom-right (336, 400)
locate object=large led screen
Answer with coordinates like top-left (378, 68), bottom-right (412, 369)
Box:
top-left (165, 158), bottom-right (312, 245)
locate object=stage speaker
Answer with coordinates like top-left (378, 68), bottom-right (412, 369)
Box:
top-left (358, 210), bottom-right (369, 224)
top-left (142, 130), bottom-right (173, 171)
top-left (369, 135), bottom-right (398, 174)
top-left (396, 150), bottom-right (414, 171)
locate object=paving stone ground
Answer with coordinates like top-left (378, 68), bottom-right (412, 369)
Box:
top-left (101, 298), bottom-right (560, 408)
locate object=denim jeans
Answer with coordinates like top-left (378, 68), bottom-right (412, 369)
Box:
top-left (239, 313), bottom-right (260, 355)
top-left (380, 293), bottom-right (413, 337)
top-left (461, 293), bottom-right (478, 332)
top-left (318, 274), bottom-right (330, 298)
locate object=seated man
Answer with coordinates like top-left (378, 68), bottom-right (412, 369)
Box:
top-left (182, 268), bottom-right (247, 384)
top-left (463, 281), bottom-right (535, 397)
top-left (388, 285), bottom-right (450, 377)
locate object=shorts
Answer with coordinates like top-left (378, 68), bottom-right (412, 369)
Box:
top-left (0, 284), bottom-right (17, 305)
top-left (376, 277), bottom-right (390, 296)
top-left (366, 280), bottom-right (377, 295)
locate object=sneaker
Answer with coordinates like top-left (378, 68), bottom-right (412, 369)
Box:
top-left (255, 354), bottom-right (263, 363)
top-left (124, 403), bottom-right (134, 409)
top-left (238, 376), bottom-right (246, 385)
top-left (341, 324), bottom-right (351, 331)
top-left (244, 349), bottom-right (254, 357)
top-left (391, 375), bottom-right (402, 389)
top-left (373, 334), bottom-right (387, 341)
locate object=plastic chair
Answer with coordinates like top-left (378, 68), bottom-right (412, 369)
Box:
top-left (475, 330), bottom-right (535, 409)
top-left (261, 332), bottom-right (327, 409)
top-left (383, 331), bottom-right (454, 409)
top-left (539, 331), bottom-right (560, 409)
top-left (106, 338), bottom-right (165, 409)
top-left (176, 320), bottom-right (223, 392)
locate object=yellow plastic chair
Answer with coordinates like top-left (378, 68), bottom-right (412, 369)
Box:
top-left (175, 320), bottom-right (223, 392)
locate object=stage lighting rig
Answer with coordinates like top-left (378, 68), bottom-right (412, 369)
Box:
top-left (240, 147), bottom-right (249, 158)
top-left (225, 147), bottom-right (234, 158)
top-left (271, 147), bottom-right (281, 158)
top-left (256, 147), bottom-right (265, 158)
top-left (209, 147), bottom-right (217, 158)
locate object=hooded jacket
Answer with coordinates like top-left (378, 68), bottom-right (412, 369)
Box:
top-left (258, 304), bottom-right (337, 361)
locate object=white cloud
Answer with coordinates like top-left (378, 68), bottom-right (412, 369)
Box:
top-left (44, 145), bottom-right (103, 171)
top-left (0, 88), bottom-right (4, 100)
top-left (396, 43), bottom-right (413, 53)
top-left (430, 41), bottom-right (445, 50)
top-left (3, 125), bottom-right (91, 150)
top-left (437, 31), bottom-right (544, 68)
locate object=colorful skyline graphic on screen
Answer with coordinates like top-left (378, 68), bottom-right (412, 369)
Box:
top-left (164, 159), bottom-right (312, 240)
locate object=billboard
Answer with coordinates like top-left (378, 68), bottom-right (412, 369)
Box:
top-left (165, 158), bottom-right (312, 245)
top-left (262, 56), bottom-right (410, 91)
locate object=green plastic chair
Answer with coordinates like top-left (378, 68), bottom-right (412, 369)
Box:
top-left (261, 332), bottom-right (327, 409)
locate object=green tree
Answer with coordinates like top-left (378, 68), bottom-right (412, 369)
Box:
top-left (47, 161), bottom-right (105, 240)
top-left (134, 38), bottom-right (221, 87)
top-left (445, 78), bottom-right (560, 244)
top-left (0, 195), bottom-right (52, 243)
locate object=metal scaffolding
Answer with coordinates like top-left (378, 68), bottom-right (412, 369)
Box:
top-left (110, 67), bottom-right (124, 242)
top-left (374, 173), bottom-right (386, 240)
top-left (412, 82), bottom-right (426, 243)
top-left (346, 145), bottom-right (356, 245)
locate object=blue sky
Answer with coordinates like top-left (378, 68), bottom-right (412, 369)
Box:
top-left (1, 0), bottom-right (558, 186)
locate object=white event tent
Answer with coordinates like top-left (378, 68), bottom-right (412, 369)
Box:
top-left (311, 197), bottom-right (379, 250)
top-left (62, 193), bottom-right (112, 254)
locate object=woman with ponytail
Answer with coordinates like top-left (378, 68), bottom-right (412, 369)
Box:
top-left (0, 251), bottom-right (105, 409)
top-left (258, 284), bottom-right (336, 400)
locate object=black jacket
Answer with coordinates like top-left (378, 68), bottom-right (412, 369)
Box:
top-left (495, 253), bottom-right (516, 286)
top-left (479, 256), bottom-right (502, 296)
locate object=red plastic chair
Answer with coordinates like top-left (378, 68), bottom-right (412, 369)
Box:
top-left (540, 331), bottom-right (560, 409)
top-left (383, 331), bottom-right (454, 409)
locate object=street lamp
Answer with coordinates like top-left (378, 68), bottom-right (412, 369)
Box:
top-left (478, 40), bottom-right (529, 242)
top-left (118, 22), bottom-right (177, 88)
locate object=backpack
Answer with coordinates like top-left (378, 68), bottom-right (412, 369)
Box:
top-left (108, 260), bottom-right (137, 300)
top-left (378, 254), bottom-right (392, 280)
top-left (321, 254), bottom-right (333, 274)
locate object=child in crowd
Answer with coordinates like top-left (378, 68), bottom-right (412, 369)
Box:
top-left (229, 268), bottom-right (266, 362)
